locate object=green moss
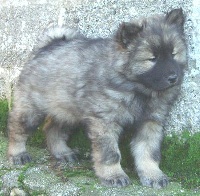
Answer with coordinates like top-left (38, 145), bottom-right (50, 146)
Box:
top-left (27, 127), bottom-right (46, 148)
top-left (161, 131), bottom-right (200, 189)
top-left (0, 100), bottom-right (8, 135)
top-left (68, 128), bottom-right (91, 160)
top-left (63, 163), bottom-right (94, 178)
top-left (119, 130), bottom-right (134, 169)
top-left (17, 163), bottom-right (34, 192)
top-left (29, 190), bottom-right (46, 196)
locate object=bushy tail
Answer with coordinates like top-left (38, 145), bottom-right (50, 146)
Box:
top-left (36, 26), bottom-right (83, 49)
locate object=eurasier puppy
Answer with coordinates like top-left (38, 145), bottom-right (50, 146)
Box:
top-left (8, 8), bottom-right (187, 188)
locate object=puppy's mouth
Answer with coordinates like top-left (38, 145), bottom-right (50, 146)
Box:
top-left (137, 68), bottom-right (182, 91)
top-left (137, 75), bottom-right (180, 91)
top-left (154, 80), bottom-right (179, 91)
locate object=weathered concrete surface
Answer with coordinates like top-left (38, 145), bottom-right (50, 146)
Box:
top-left (0, 134), bottom-right (199, 196)
top-left (0, 0), bottom-right (199, 134)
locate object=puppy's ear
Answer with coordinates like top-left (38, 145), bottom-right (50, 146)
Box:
top-left (115, 22), bottom-right (143, 48)
top-left (165, 8), bottom-right (185, 30)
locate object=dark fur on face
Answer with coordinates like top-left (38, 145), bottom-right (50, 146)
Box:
top-left (117, 9), bottom-right (186, 92)
top-left (7, 9), bottom-right (187, 189)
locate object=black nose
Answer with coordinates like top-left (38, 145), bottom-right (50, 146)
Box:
top-left (168, 74), bottom-right (178, 84)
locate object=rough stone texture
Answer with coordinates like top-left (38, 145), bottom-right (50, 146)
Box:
top-left (23, 166), bottom-right (60, 191)
top-left (1, 170), bottom-right (21, 191)
top-left (0, 134), bottom-right (199, 196)
top-left (0, 0), bottom-right (199, 134)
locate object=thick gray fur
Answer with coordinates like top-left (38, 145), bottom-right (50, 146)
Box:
top-left (7, 9), bottom-right (187, 188)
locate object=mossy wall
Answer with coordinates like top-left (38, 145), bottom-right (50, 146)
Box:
top-left (0, 100), bottom-right (8, 136)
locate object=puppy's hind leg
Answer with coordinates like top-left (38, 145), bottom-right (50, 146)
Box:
top-left (8, 104), bottom-right (44, 165)
top-left (43, 118), bottom-right (78, 163)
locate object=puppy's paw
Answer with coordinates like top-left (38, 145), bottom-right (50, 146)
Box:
top-left (139, 172), bottom-right (169, 189)
top-left (8, 152), bottom-right (32, 165)
top-left (55, 152), bottom-right (78, 163)
top-left (101, 174), bottom-right (130, 187)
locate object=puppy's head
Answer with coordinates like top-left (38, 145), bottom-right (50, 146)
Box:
top-left (116, 8), bottom-right (187, 91)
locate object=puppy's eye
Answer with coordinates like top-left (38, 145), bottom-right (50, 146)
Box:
top-left (172, 52), bottom-right (176, 58)
top-left (148, 56), bottom-right (157, 62)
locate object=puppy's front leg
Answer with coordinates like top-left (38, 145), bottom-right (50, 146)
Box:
top-left (87, 118), bottom-right (130, 187)
top-left (131, 121), bottom-right (168, 189)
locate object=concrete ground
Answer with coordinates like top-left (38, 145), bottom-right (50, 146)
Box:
top-left (0, 134), bottom-right (199, 196)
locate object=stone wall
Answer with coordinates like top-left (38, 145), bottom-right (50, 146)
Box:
top-left (0, 0), bottom-right (199, 133)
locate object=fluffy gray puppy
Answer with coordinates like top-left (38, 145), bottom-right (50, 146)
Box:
top-left (7, 9), bottom-right (187, 189)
